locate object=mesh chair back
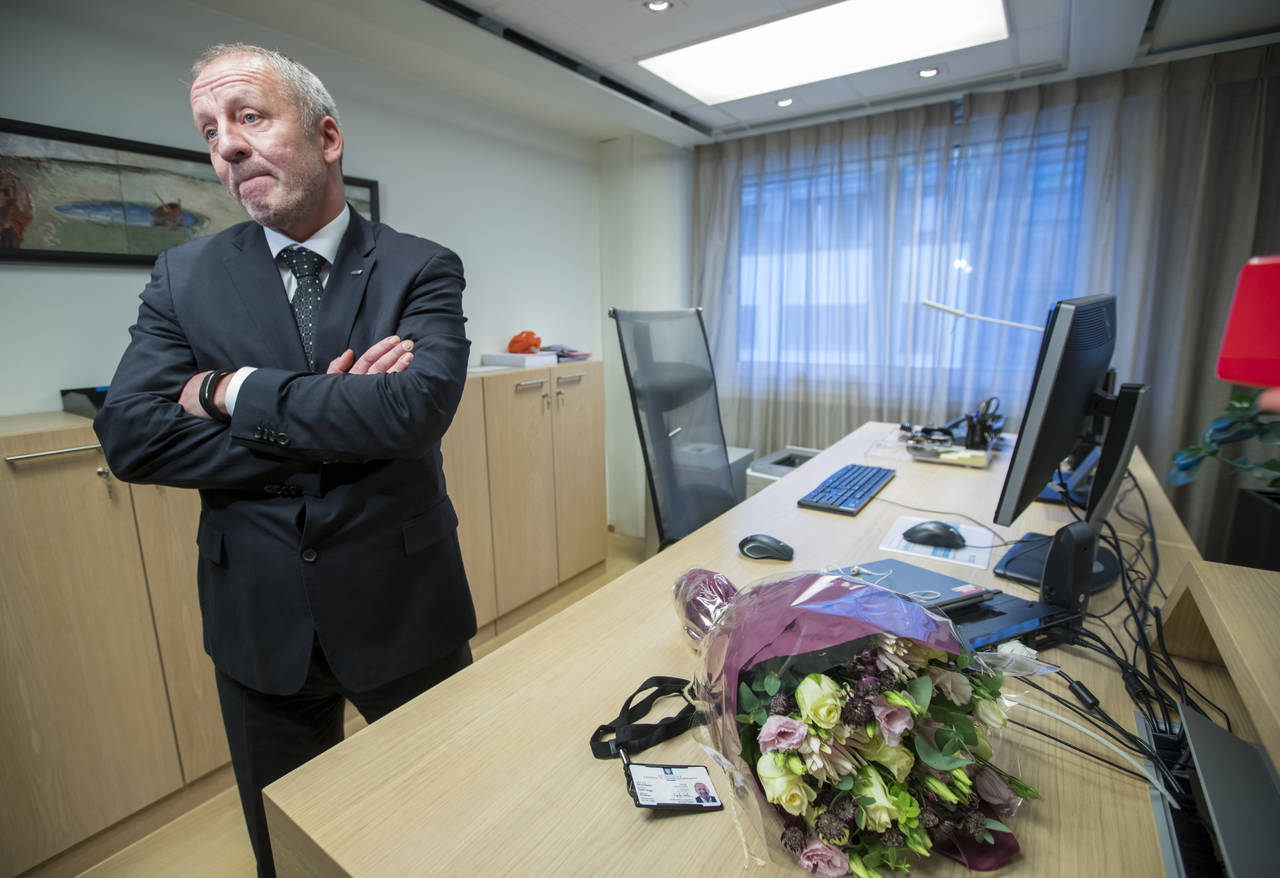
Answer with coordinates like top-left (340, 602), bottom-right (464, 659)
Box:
top-left (611, 308), bottom-right (737, 547)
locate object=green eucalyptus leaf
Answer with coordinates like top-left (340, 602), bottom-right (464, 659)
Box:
top-left (908, 675), bottom-right (932, 715)
top-left (914, 729), bottom-right (972, 769)
top-left (764, 672), bottom-right (781, 696)
top-left (835, 775), bottom-right (855, 791)
top-left (954, 715), bottom-right (979, 746)
top-left (753, 708), bottom-right (768, 726)
top-left (739, 682), bottom-right (759, 712)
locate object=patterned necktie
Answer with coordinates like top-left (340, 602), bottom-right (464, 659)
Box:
top-left (280, 246), bottom-right (326, 369)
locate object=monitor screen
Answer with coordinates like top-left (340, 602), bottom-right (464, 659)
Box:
top-left (991, 294), bottom-right (1145, 598)
top-left (994, 295), bottom-right (1117, 527)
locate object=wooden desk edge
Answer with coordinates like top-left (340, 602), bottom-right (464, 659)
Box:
top-left (1161, 560), bottom-right (1280, 771)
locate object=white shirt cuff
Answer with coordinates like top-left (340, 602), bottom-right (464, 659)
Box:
top-left (224, 366), bottom-right (256, 416)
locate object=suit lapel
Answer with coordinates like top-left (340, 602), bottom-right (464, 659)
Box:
top-left (316, 208), bottom-right (375, 367)
top-left (222, 223), bottom-right (310, 370)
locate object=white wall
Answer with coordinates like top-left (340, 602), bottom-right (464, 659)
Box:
top-left (599, 135), bottom-right (694, 538)
top-left (0, 0), bottom-right (602, 416)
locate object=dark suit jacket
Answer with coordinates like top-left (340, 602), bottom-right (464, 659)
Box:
top-left (95, 209), bottom-right (477, 695)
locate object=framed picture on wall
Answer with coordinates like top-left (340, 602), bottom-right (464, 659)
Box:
top-left (0, 117), bottom-right (379, 266)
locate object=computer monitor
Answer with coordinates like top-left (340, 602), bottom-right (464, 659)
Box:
top-left (992, 295), bottom-right (1147, 603)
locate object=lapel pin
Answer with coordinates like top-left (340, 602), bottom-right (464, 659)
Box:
top-left (351, 268), bottom-right (364, 276)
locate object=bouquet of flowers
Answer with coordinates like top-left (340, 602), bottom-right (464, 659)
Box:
top-left (675, 568), bottom-right (1038, 877)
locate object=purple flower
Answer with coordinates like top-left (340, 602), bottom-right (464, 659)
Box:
top-left (975, 766), bottom-right (1018, 808)
top-left (758, 715), bottom-right (809, 752)
top-left (870, 695), bottom-right (913, 747)
top-left (798, 838), bottom-right (850, 877)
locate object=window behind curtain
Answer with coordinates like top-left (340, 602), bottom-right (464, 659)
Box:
top-left (735, 128), bottom-right (1088, 393)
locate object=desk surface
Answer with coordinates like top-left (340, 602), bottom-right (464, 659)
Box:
top-left (264, 423), bottom-right (1234, 877)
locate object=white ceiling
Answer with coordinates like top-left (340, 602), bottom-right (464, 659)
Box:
top-left (196, 0), bottom-right (1280, 147)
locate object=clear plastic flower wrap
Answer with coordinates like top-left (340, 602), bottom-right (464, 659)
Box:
top-left (673, 567), bottom-right (1040, 877)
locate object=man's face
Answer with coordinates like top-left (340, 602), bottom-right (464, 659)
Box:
top-left (190, 54), bottom-right (337, 237)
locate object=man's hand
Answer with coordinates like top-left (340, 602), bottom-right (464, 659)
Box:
top-left (180, 370), bottom-right (230, 419)
top-left (327, 336), bottom-right (414, 375)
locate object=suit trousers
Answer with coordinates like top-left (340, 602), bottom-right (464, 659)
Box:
top-left (215, 637), bottom-right (472, 878)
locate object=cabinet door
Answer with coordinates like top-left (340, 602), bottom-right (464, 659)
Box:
top-left (441, 376), bottom-right (498, 627)
top-left (483, 370), bottom-right (558, 613)
top-left (0, 421), bottom-right (183, 876)
top-left (131, 483), bottom-right (230, 783)
top-left (551, 361), bottom-right (607, 580)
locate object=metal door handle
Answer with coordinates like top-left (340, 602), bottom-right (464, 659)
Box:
top-left (516, 378), bottom-right (549, 390)
top-left (5, 443), bottom-right (102, 462)
top-left (556, 373), bottom-right (585, 384)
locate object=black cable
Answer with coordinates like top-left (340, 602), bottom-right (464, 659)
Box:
top-left (1008, 718), bottom-right (1150, 784)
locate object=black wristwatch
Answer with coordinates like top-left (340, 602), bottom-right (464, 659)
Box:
top-left (199, 369), bottom-right (233, 424)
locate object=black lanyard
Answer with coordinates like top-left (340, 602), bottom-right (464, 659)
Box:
top-left (589, 676), bottom-right (696, 760)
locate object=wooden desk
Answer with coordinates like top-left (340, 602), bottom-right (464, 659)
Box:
top-left (262, 422), bottom-right (1252, 877)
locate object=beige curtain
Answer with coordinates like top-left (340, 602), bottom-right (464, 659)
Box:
top-left (692, 46), bottom-right (1280, 557)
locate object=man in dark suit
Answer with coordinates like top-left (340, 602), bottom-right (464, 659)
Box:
top-left (94, 43), bottom-right (476, 877)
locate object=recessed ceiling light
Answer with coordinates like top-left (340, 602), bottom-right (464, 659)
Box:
top-left (777, 98), bottom-right (793, 108)
top-left (919, 67), bottom-right (940, 78)
top-left (645, 1), bottom-right (672, 12)
top-left (639, 0), bottom-right (1007, 105)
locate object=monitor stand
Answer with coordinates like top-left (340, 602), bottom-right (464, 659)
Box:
top-left (994, 532), bottom-right (1120, 594)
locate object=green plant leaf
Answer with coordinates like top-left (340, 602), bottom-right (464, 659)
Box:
top-left (984, 818), bottom-right (1012, 833)
top-left (753, 708), bottom-right (768, 726)
top-left (1262, 422), bottom-right (1280, 445)
top-left (914, 729), bottom-right (972, 769)
top-left (739, 682), bottom-right (759, 713)
top-left (764, 672), bottom-right (781, 696)
top-left (835, 775), bottom-right (855, 791)
top-left (953, 715), bottom-right (979, 746)
top-left (908, 675), bottom-right (932, 715)
top-left (1228, 388), bottom-right (1262, 409)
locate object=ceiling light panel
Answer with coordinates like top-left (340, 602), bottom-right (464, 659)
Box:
top-left (638, 0), bottom-right (1010, 105)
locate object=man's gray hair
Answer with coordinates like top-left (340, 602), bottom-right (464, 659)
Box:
top-left (193, 44), bottom-right (341, 133)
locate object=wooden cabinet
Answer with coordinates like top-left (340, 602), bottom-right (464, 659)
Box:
top-left (551, 362), bottom-right (607, 581)
top-left (440, 375), bottom-right (498, 627)
top-left (0, 413), bottom-right (183, 877)
top-left (482, 361), bottom-right (606, 614)
top-left (483, 368), bottom-right (561, 612)
top-left (130, 484), bottom-right (229, 782)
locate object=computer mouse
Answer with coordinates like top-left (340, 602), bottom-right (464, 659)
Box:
top-left (738, 533), bottom-right (795, 561)
top-left (902, 521), bottom-right (966, 549)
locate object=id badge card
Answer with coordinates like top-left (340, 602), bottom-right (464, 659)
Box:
top-left (624, 762), bottom-right (723, 812)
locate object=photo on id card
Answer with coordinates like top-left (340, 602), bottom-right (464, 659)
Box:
top-left (624, 763), bottom-right (723, 811)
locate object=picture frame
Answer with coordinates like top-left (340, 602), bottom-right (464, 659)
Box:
top-left (0, 117), bottom-right (380, 266)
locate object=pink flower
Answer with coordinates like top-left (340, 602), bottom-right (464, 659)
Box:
top-left (798, 839), bottom-right (850, 877)
top-left (758, 715), bottom-right (809, 752)
top-left (925, 665), bottom-right (973, 705)
top-left (975, 766), bottom-right (1018, 808)
top-left (870, 695), bottom-right (913, 747)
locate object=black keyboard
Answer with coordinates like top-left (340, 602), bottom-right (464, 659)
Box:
top-left (797, 464), bottom-right (895, 516)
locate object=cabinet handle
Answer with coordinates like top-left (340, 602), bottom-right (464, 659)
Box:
top-left (556, 373), bottom-right (585, 384)
top-left (516, 378), bottom-right (549, 390)
top-left (5, 443), bottom-right (102, 462)
top-left (667, 426), bottom-right (683, 438)
top-left (97, 466), bottom-right (114, 499)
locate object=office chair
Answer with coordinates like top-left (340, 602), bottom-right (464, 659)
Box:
top-left (610, 307), bottom-right (739, 548)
